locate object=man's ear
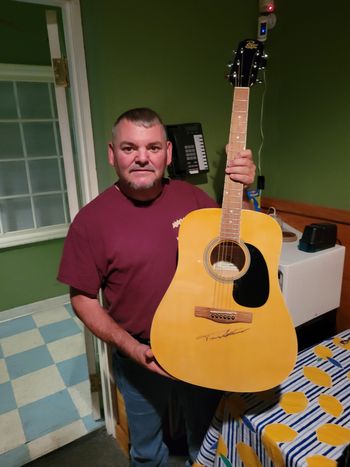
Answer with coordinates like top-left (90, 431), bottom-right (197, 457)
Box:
top-left (108, 143), bottom-right (115, 167)
top-left (166, 140), bottom-right (172, 166)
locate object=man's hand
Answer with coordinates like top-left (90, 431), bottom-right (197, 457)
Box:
top-left (70, 289), bottom-right (173, 378)
top-left (225, 148), bottom-right (256, 186)
top-left (131, 343), bottom-right (174, 378)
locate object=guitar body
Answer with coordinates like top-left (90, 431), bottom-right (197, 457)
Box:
top-left (151, 208), bottom-right (297, 392)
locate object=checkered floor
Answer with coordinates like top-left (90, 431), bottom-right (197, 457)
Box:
top-left (0, 303), bottom-right (104, 467)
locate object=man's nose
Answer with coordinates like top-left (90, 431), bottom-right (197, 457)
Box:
top-left (134, 149), bottom-right (150, 165)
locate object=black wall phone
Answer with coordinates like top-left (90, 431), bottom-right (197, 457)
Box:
top-left (166, 123), bottom-right (209, 178)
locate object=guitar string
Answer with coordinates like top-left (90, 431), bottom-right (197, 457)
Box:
top-left (215, 69), bottom-right (234, 312)
top-left (215, 77), bottom-right (239, 312)
top-left (214, 59), bottom-right (249, 313)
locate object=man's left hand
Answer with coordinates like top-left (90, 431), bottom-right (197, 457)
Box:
top-left (225, 149), bottom-right (256, 186)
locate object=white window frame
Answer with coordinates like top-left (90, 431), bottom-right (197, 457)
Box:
top-left (2, 0), bottom-right (100, 250)
top-left (0, 63), bottom-right (70, 248)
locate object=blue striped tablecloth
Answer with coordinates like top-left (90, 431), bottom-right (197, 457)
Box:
top-left (196, 330), bottom-right (350, 467)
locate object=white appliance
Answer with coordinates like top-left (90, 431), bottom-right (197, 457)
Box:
top-left (278, 225), bottom-right (345, 327)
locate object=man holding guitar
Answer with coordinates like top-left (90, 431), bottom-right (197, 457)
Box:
top-left (58, 107), bottom-right (255, 466)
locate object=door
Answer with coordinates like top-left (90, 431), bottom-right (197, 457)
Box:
top-left (0, 0), bottom-right (117, 452)
top-left (18, 0), bottom-right (118, 436)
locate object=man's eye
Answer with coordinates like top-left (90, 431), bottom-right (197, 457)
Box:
top-left (122, 146), bottom-right (134, 153)
top-left (149, 145), bottom-right (161, 152)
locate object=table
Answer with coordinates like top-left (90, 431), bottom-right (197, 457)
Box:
top-left (195, 330), bottom-right (350, 466)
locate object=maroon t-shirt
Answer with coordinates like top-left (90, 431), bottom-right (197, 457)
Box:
top-left (57, 179), bottom-right (217, 339)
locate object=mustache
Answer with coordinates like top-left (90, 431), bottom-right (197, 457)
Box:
top-left (129, 164), bottom-right (156, 172)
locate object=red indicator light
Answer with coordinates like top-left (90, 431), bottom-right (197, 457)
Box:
top-left (259, 1), bottom-right (275, 14)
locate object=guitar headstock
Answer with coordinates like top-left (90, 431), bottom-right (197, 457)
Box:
top-left (227, 39), bottom-right (266, 88)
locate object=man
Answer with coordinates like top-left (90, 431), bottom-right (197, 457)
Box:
top-left (58, 108), bottom-right (256, 466)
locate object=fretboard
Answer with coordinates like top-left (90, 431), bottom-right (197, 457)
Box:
top-left (220, 87), bottom-right (250, 241)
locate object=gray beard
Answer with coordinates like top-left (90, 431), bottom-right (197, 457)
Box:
top-left (127, 180), bottom-right (157, 191)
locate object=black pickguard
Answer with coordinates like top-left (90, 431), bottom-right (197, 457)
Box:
top-left (232, 243), bottom-right (269, 308)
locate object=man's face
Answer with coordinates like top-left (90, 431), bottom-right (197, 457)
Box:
top-left (108, 119), bottom-right (172, 199)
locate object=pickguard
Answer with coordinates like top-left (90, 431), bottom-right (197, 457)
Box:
top-left (233, 243), bottom-right (269, 307)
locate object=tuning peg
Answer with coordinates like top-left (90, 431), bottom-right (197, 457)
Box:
top-left (227, 63), bottom-right (233, 68)
top-left (261, 53), bottom-right (268, 67)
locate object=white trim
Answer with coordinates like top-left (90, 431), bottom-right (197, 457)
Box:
top-left (60, 0), bottom-right (100, 203)
top-left (0, 63), bottom-right (54, 81)
top-left (46, 9), bottom-right (80, 219)
top-left (0, 294), bottom-right (69, 322)
top-left (98, 340), bottom-right (118, 433)
top-left (0, 225), bottom-right (68, 248)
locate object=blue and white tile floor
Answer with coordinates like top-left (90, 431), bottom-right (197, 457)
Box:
top-left (0, 303), bottom-right (104, 466)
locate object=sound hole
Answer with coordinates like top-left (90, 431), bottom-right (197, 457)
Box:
top-left (209, 240), bottom-right (247, 281)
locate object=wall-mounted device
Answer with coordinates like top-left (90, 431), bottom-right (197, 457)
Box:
top-left (258, 16), bottom-right (269, 41)
top-left (166, 123), bottom-right (209, 178)
top-left (257, 0), bottom-right (276, 42)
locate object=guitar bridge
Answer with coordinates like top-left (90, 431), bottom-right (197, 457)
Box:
top-left (194, 306), bottom-right (252, 323)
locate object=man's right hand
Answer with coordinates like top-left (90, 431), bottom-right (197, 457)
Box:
top-left (70, 288), bottom-right (174, 378)
top-left (132, 343), bottom-right (174, 378)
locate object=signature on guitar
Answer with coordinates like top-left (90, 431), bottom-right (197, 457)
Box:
top-left (197, 327), bottom-right (249, 342)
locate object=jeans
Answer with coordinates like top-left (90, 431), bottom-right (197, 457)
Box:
top-left (112, 350), bottom-right (222, 466)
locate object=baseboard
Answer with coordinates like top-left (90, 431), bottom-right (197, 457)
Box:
top-left (0, 294), bottom-right (70, 323)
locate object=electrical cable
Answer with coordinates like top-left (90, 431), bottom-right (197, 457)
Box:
top-left (257, 68), bottom-right (267, 177)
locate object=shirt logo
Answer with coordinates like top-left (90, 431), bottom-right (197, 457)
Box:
top-left (172, 218), bottom-right (183, 229)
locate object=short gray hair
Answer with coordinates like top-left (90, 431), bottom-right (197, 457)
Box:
top-left (112, 107), bottom-right (167, 141)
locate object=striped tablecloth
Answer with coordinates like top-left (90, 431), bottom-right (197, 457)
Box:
top-left (195, 330), bottom-right (350, 467)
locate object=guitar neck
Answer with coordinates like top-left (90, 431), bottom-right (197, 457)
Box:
top-left (220, 86), bottom-right (250, 242)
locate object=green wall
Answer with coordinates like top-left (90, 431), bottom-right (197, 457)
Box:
top-left (0, 1), bottom-right (51, 66)
top-left (0, 240), bottom-right (67, 311)
top-left (258, 2), bottom-right (350, 208)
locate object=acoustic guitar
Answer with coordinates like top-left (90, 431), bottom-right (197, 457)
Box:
top-left (151, 39), bottom-right (297, 392)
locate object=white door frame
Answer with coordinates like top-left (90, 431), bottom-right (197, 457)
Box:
top-left (15, 0), bottom-right (99, 204)
top-left (13, 0), bottom-right (117, 436)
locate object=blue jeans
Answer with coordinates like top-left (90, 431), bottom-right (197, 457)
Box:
top-left (113, 350), bottom-right (222, 466)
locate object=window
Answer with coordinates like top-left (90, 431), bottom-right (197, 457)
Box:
top-left (0, 64), bottom-right (71, 247)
